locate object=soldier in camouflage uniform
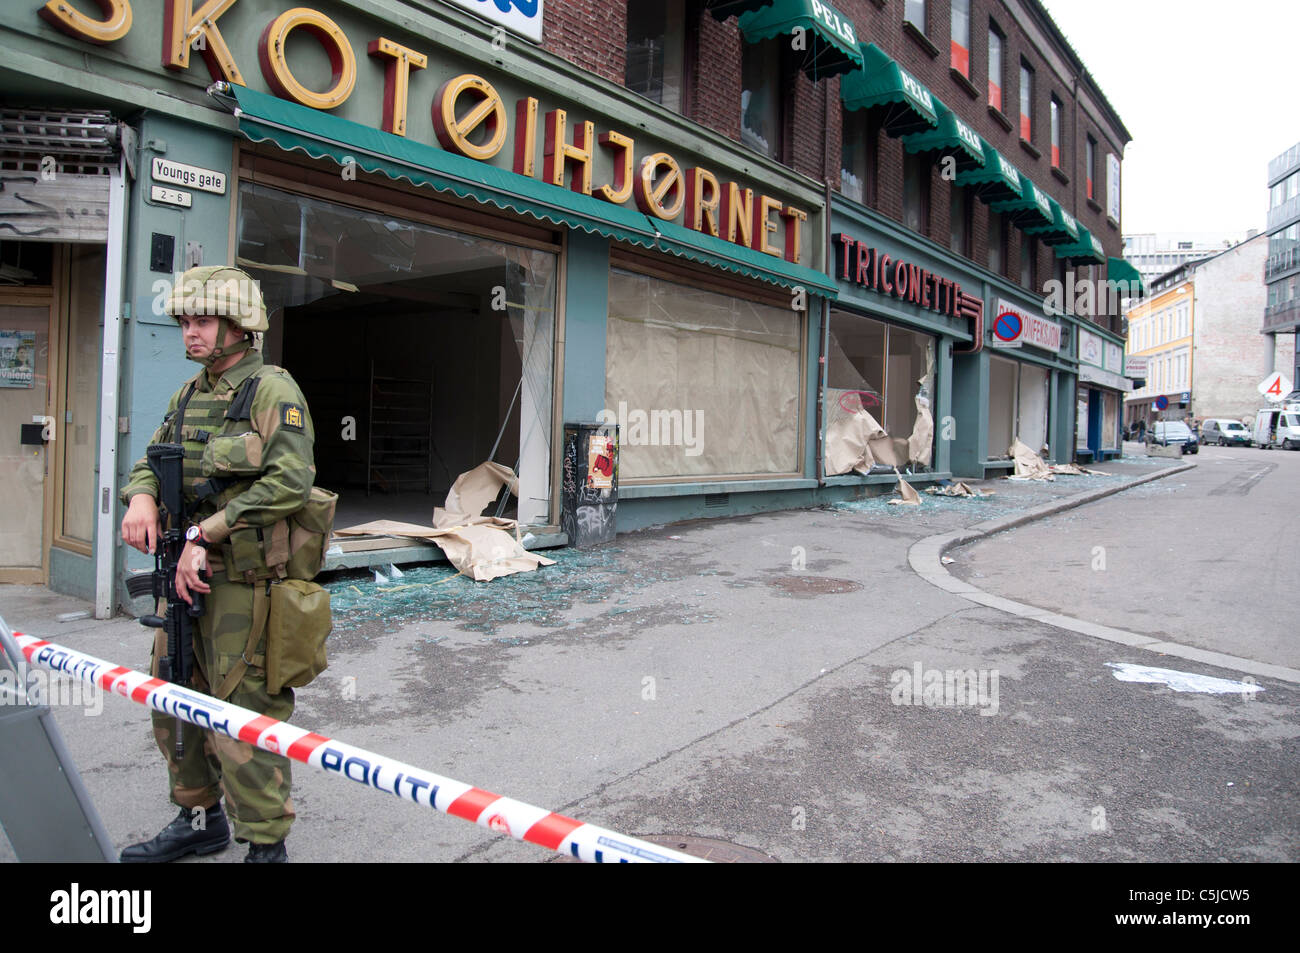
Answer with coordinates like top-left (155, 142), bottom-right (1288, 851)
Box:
top-left (119, 265), bottom-right (316, 863)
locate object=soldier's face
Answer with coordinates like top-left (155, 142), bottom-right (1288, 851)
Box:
top-left (179, 315), bottom-right (241, 360)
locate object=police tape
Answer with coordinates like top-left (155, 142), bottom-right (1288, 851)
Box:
top-left (12, 632), bottom-right (703, 864)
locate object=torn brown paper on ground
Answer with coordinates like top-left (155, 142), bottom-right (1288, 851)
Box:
top-left (925, 482), bottom-right (993, 497)
top-left (337, 461), bottom-right (555, 581)
top-left (1008, 438), bottom-right (1054, 480)
top-left (888, 469), bottom-right (922, 505)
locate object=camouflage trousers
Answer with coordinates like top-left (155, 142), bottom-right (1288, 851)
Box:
top-left (150, 577), bottom-right (295, 844)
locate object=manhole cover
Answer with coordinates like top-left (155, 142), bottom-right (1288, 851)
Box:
top-left (765, 574), bottom-right (862, 596)
top-left (639, 835), bottom-right (778, 863)
top-left (550, 834), bottom-right (777, 863)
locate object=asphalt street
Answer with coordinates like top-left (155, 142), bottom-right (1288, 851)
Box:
top-left (1, 448), bottom-right (1296, 864)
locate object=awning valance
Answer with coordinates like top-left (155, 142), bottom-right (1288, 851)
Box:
top-left (900, 100), bottom-right (985, 172)
top-left (840, 43), bottom-right (938, 137)
top-left (988, 172), bottom-right (1054, 230)
top-left (1054, 225), bottom-right (1106, 264)
top-left (1106, 256), bottom-right (1146, 296)
top-left (211, 83), bottom-right (837, 296)
top-left (1023, 198), bottom-right (1080, 246)
top-left (740, 0), bottom-right (865, 80)
top-left (954, 139), bottom-right (1022, 204)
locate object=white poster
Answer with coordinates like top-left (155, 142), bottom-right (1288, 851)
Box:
top-left (1107, 153), bottom-right (1121, 223)
top-left (444, 0), bottom-right (544, 43)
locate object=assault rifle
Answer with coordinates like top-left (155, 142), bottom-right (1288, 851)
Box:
top-left (124, 443), bottom-right (205, 759)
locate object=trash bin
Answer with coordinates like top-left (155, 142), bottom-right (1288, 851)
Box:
top-left (561, 422), bottom-right (618, 549)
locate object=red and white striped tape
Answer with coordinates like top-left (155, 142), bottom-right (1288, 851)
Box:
top-left (12, 632), bottom-right (703, 864)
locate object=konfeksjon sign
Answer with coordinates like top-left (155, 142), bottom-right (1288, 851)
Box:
top-left (36, 0), bottom-right (809, 265)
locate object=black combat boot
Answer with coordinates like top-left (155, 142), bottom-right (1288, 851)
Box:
top-left (119, 803), bottom-right (230, 863)
top-left (244, 840), bottom-right (288, 863)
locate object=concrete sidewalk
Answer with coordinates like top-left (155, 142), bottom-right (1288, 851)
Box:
top-left (4, 450), bottom-right (1295, 863)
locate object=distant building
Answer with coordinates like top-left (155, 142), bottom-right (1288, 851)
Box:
top-left (1126, 233), bottom-right (1289, 428)
top-left (1123, 232), bottom-right (1247, 292)
top-left (1264, 141), bottom-right (1300, 384)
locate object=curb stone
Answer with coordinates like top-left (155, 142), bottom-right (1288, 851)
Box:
top-left (907, 460), bottom-right (1300, 686)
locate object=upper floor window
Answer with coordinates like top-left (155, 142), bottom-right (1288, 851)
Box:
top-left (1021, 234), bottom-right (1037, 290)
top-left (841, 107), bottom-right (878, 207)
top-left (905, 0), bottom-right (927, 32)
top-left (1020, 62), bottom-right (1034, 141)
top-left (1086, 135), bottom-right (1097, 200)
top-left (987, 208), bottom-right (1007, 275)
top-left (988, 24), bottom-right (1005, 112)
top-left (625, 0), bottom-right (685, 112)
top-left (949, 185), bottom-right (972, 257)
top-left (742, 38), bottom-right (783, 160)
top-left (904, 151), bottom-right (931, 235)
top-left (950, 0), bottom-right (970, 76)
top-left (1050, 96), bottom-right (1062, 167)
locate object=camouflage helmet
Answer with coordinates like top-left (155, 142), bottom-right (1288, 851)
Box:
top-left (164, 265), bottom-right (268, 333)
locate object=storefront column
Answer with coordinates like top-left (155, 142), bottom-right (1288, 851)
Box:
top-left (1048, 368), bottom-right (1060, 463)
top-left (949, 348), bottom-right (987, 477)
top-left (561, 229), bottom-right (610, 424)
top-left (1054, 372), bottom-right (1077, 463)
top-left (935, 335), bottom-right (955, 474)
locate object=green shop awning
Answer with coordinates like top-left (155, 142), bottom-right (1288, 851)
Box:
top-left (954, 139), bottom-right (1022, 204)
top-left (1022, 198), bottom-right (1080, 246)
top-left (210, 83), bottom-right (837, 297)
top-left (739, 0), bottom-right (864, 80)
top-left (1054, 225), bottom-right (1106, 264)
top-left (840, 43), bottom-right (938, 138)
top-left (901, 100), bottom-right (985, 172)
top-left (988, 171), bottom-right (1054, 230)
top-left (707, 0), bottom-right (776, 20)
top-left (1106, 256), bottom-right (1146, 296)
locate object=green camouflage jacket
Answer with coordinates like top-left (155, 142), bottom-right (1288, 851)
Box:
top-left (121, 350), bottom-right (316, 550)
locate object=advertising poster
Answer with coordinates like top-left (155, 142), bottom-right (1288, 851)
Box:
top-left (0, 330), bottom-right (36, 388)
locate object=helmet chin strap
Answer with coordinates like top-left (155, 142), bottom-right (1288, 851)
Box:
top-left (186, 327), bottom-right (252, 367)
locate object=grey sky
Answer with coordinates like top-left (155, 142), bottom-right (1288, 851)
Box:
top-left (1039, 0), bottom-right (1299, 238)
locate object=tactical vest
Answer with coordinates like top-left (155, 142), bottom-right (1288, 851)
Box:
top-left (163, 368), bottom-right (336, 584)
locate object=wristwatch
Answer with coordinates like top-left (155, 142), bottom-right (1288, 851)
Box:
top-left (185, 525), bottom-right (212, 549)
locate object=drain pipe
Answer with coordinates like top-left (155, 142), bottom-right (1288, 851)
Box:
top-left (94, 125), bottom-right (135, 619)
top-left (817, 179), bottom-right (832, 485)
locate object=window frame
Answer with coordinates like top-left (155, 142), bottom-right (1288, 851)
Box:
top-left (987, 23), bottom-right (1005, 113)
top-left (1020, 61), bottom-right (1034, 142)
top-left (1050, 95), bottom-right (1062, 168)
top-left (950, 0), bottom-right (971, 77)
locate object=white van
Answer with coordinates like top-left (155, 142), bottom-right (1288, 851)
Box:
top-left (1253, 408), bottom-right (1300, 449)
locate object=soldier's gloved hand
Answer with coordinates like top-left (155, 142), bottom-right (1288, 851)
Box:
top-left (121, 495), bottom-right (163, 554)
top-left (175, 540), bottom-right (212, 606)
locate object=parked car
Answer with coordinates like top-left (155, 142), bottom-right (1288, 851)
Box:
top-left (1253, 408), bottom-right (1300, 450)
top-left (1200, 418), bottom-right (1252, 446)
top-left (1148, 421), bottom-right (1199, 454)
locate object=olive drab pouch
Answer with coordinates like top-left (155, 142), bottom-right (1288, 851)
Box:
top-left (201, 430), bottom-right (265, 475)
top-left (267, 486), bottom-right (338, 581)
top-left (265, 578), bottom-right (332, 696)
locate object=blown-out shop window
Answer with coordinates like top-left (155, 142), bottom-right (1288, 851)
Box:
top-left (605, 268), bottom-right (802, 481)
top-left (236, 182), bottom-right (558, 527)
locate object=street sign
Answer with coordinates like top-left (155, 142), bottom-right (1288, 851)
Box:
top-left (1155, 395), bottom-right (1169, 410)
top-left (1258, 372), bottom-right (1293, 401)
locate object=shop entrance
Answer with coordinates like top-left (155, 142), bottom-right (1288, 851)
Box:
top-left (0, 291), bottom-right (51, 581)
top-left (238, 183), bottom-right (558, 535)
